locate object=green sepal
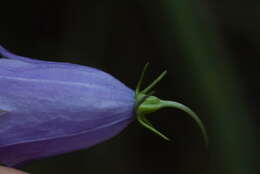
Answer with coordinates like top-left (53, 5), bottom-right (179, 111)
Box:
top-left (135, 64), bottom-right (208, 146)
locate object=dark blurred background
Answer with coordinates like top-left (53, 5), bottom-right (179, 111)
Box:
top-left (1, 0), bottom-right (260, 174)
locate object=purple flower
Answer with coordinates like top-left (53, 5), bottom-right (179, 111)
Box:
top-left (0, 45), bottom-right (135, 167)
top-left (0, 45), bottom-right (207, 167)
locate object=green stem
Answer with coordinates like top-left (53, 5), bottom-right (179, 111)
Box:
top-left (159, 100), bottom-right (208, 146)
top-left (136, 95), bottom-right (207, 146)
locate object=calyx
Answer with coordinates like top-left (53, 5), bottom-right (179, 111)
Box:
top-left (135, 63), bottom-right (208, 145)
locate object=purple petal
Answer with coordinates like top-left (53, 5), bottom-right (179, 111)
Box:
top-left (0, 45), bottom-right (136, 167)
top-left (0, 45), bottom-right (46, 64)
top-left (0, 117), bottom-right (131, 167)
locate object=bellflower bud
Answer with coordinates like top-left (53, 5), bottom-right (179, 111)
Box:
top-left (0, 45), bottom-right (207, 167)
